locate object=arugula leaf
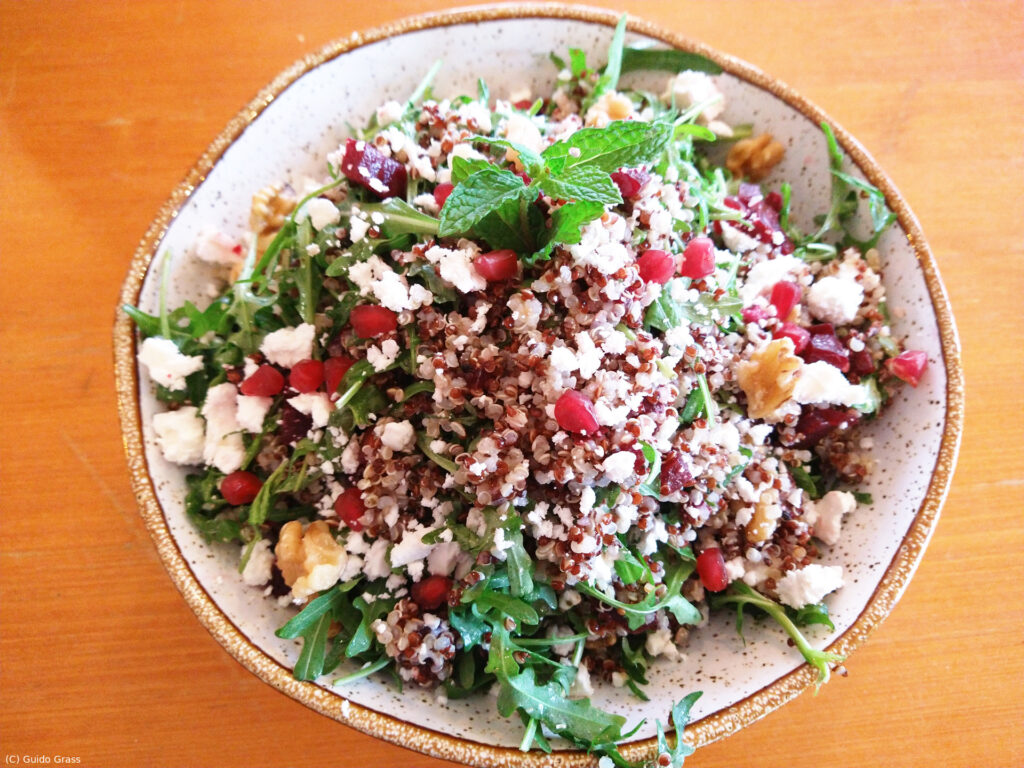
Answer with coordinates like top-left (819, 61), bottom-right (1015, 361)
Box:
top-left (645, 278), bottom-right (742, 331)
top-left (588, 14), bottom-right (628, 106)
top-left (655, 692), bottom-right (702, 768)
top-left (613, 542), bottom-right (650, 586)
top-left (787, 462), bottom-right (822, 500)
top-left (449, 604), bottom-right (489, 651)
top-left (439, 166), bottom-right (532, 236)
top-left (636, 441), bottom-right (662, 498)
top-left (542, 119), bottom-right (674, 175)
top-left (536, 165), bottom-right (623, 205)
top-left (577, 558), bottom-right (698, 631)
top-left (346, 596), bottom-right (396, 658)
top-left (292, 612), bottom-right (332, 681)
top-left (621, 47), bottom-right (723, 75)
top-left (276, 585), bottom-right (346, 639)
top-left (503, 519), bottom-right (535, 598)
top-left (853, 375), bottom-right (882, 415)
top-left (790, 601), bottom-right (835, 631)
top-left (679, 387), bottom-right (703, 426)
top-left (183, 470), bottom-right (242, 543)
top-left (853, 491), bottom-right (874, 505)
top-left (361, 198), bottom-right (440, 237)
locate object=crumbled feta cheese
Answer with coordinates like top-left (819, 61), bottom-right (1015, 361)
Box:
top-left (457, 100), bottom-right (493, 133)
top-left (194, 230), bottom-right (242, 266)
top-left (600, 328), bottom-right (628, 355)
top-left (793, 362), bottom-right (869, 407)
top-left (804, 490), bottom-right (857, 546)
top-left (201, 382), bottom-right (245, 473)
top-left (390, 526), bottom-right (436, 568)
top-left (349, 212), bottom-right (370, 243)
top-left (776, 564), bottom-right (844, 609)
top-left (569, 663), bottom-right (594, 698)
top-left (380, 420), bottom-right (415, 451)
top-left (602, 451), bottom-right (637, 483)
top-left (807, 275), bottom-right (864, 324)
top-left (664, 70), bottom-right (726, 124)
top-left (375, 99), bottom-right (404, 126)
top-left (362, 539), bottom-right (392, 580)
top-left (260, 324), bottom-right (315, 368)
top-left (424, 243), bottom-right (487, 293)
top-left (508, 292), bottom-right (543, 333)
top-left (569, 216), bottom-right (631, 275)
top-left (574, 331), bottom-right (603, 380)
top-left (738, 255), bottom-right (804, 304)
top-left (236, 395), bottom-right (272, 433)
top-left (288, 393), bottom-right (333, 429)
top-left (427, 541), bottom-right (461, 576)
top-left (306, 197), bottom-right (340, 230)
top-left (548, 345), bottom-right (578, 373)
top-left (367, 339), bottom-right (400, 372)
top-left (645, 627), bottom-right (680, 660)
top-left (152, 406), bottom-right (205, 465)
top-left (138, 337), bottom-right (204, 392)
top-left (241, 539), bottom-right (273, 586)
top-left (502, 112), bottom-right (543, 154)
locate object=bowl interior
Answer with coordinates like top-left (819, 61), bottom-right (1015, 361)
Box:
top-left (130, 12), bottom-right (951, 757)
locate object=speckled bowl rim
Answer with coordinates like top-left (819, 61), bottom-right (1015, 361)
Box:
top-left (113, 5), bottom-right (964, 766)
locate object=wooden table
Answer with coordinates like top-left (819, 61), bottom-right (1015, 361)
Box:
top-left (2, 1), bottom-right (1021, 766)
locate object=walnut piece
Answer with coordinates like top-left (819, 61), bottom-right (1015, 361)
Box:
top-left (584, 92), bottom-right (635, 128)
top-left (746, 488), bottom-right (782, 544)
top-left (274, 520), bottom-right (346, 601)
top-left (736, 337), bottom-right (802, 419)
top-left (726, 133), bottom-right (785, 181)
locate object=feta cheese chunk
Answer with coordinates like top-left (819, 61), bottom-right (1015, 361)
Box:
top-left (260, 324), bottom-right (315, 368)
top-left (367, 339), bottom-right (400, 372)
top-left (241, 539), bottom-right (274, 586)
top-left (602, 451), bottom-right (637, 484)
top-left (380, 420), bottom-right (415, 452)
top-left (390, 526), bottom-right (437, 568)
top-left (793, 362), bottom-right (869, 407)
top-left (306, 197), bottom-right (340, 231)
top-left (424, 243), bottom-right (487, 293)
top-left (138, 337), bottom-right (204, 392)
top-left (236, 395), bottom-right (272, 433)
top-left (288, 392), bottom-right (333, 429)
top-left (665, 70), bottom-right (726, 124)
top-left (152, 405), bottom-right (205, 465)
top-left (807, 275), bottom-right (864, 325)
top-left (201, 382), bottom-right (245, 473)
top-left (804, 490), bottom-right (857, 546)
top-left (194, 230), bottom-right (243, 266)
top-left (776, 564), bottom-right (844, 609)
top-left (569, 215), bottom-right (631, 276)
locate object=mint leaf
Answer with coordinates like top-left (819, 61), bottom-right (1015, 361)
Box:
top-left (450, 155), bottom-right (493, 184)
top-left (473, 195), bottom-right (543, 252)
top-left (470, 135), bottom-right (544, 176)
top-left (439, 166), bottom-right (531, 236)
top-left (542, 119), bottom-right (673, 175)
top-left (536, 165), bottom-right (622, 205)
top-left (530, 200), bottom-right (604, 263)
top-left (621, 47), bottom-right (722, 75)
top-left (361, 198), bottom-right (439, 237)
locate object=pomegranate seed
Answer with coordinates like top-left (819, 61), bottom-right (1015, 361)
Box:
top-left (350, 305), bottom-right (398, 338)
top-left (410, 575), bottom-right (453, 611)
top-left (339, 138), bottom-right (407, 199)
top-left (220, 471), bottom-right (262, 505)
top-left (433, 182), bottom-right (454, 209)
top-left (769, 281), bottom-right (801, 320)
top-left (659, 451), bottom-right (694, 495)
top-left (288, 359), bottom-right (324, 393)
top-left (513, 99), bottom-right (534, 110)
top-left (794, 407), bottom-right (858, 448)
top-left (334, 487), bottom-right (365, 531)
top-left (473, 249), bottom-right (519, 281)
top-left (742, 305), bottom-right (769, 325)
top-left (801, 323), bottom-right (850, 371)
top-left (637, 249), bottom-right (675, 284)
top-left (885, 350), bottom-right (928, 387)
top-left (774, 322), bottom-right (811, 354)
top-left (239, 364), bottom-right (285, 397)
top-left (554, 390), bottom-right (599, 435)
top-left (696, 548), bottom-right (729, 592)
top-left (680, 237), bottom-right (716, 279)
top-left (324, 356), bottom-right (355, 398)
top-left (610, 168), bottom-right (650, 199)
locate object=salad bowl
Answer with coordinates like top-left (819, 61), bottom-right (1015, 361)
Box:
top-left (114, 5), bottom-right (963, 765)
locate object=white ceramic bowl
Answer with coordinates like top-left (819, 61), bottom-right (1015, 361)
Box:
top-left (114, 6), bottom-right (963, 766)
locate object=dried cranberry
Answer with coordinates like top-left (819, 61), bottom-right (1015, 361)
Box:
top-left (610, 168), bottom-right (650, 199)
top-left (473, 249), bottom-right (519, 281)
top-left (239, 364), bottom-right (285, 397)
top-left (680, 236), bottom-right (716, 279)
top-left (220, 471), bottom-right (262, 505)
top-left (433, 182), bottom-right (454, 209)
top-left (288, 359), bottom-right (324, 393)
top-left (769, 281), bottom-right (801, 321)
top-left (324, 355), bottom-right (355, 398)
top-left (278, 403), bottom-right (313, 444)
top-left (774, 322), bottom-right (811, 353)
top-left (794, 407), bottom-right (858, 448)
top-left (340, 138), bottom-right (407, 199)
top-left (350, 305), bottom-right (398, 338)
top-left (696, 549), bottom-right (729, 592)
top-left (554, 390), bottom-right (599, 435)
top-left (411, 575), bottom-right (452, 611)
top-left (885, 350), bottom-right (928, 387)
top-left (637, 249), bottom-right (675, 284)
top-left (334, 487), bottom-right (365, 531)
top-left (660, 451), bottom-right (694, 495)
top-left (801, 324), bottom-right (850, 372)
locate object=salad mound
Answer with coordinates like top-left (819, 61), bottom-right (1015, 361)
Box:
top-left (127, 18), bottom-right (926, 767)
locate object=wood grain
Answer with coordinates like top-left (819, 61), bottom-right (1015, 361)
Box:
top-left (1, 2), bottom-right (1021, 766)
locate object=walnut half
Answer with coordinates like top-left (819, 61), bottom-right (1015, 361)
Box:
top-left (726, 133), bottom-right (785, 181)
top-left (274, 520), bottom-right (346, 601)
top-left (736, 337), bottom-right (802, 419)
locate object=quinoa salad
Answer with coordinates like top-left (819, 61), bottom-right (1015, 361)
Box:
top-left (127, 20), bottom-right (928, 766)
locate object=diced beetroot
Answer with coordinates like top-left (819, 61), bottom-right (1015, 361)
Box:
top-left (288, 359), bottom-right (324, 393)
top-left (769, 281), bottom-right (801, 321)
top-left (350, 305), bottom-right (398, 338)
top-left (637, 249), bottom-right (675, 284)
top-left (324, 355), bottom-right (355, 398)
top-left (696, 548), bottom-right (729, 592)
top-left (850, 348), bottom-right (876, 376)
top-left (774, 322), bottom-right (811, 354)
top-left (278, 403), bottom-right (313, 444)
top-left (473, 249), bottom-right (519, 281)
top-left (737, 182), bottom-right (764, 205)
top-left (433, 182), bottom-right (454, 209)
top-left (885, 350), bottom-right (928, 387)
top-left (239, 364), bottom-right (285, 397)
top-left (659, 451), bottom-right (694, 495)
top-left (554, 390), bottom-right (599, 435)
top-left (340, 138), bottom-right (407, 199)
top-left (742, 305), bottom-right (769, 325)
top-left (610, 168), bottom-right (650, 199)
top-left (765, 191), bottom-right (784, 211)
top-left (794, 407), bottom-right (859, 448)
top-left (720, 187), bottom-right (793, 253)
top-left (411, 575), bottom-right (453, 611)
top-left (680, 236), bottom-right (716, 279)
top-left (801, 323), bottom-right (850, 372)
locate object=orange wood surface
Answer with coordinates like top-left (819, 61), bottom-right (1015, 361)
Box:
top-left (2, 2), bottom-right (1021, 766)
